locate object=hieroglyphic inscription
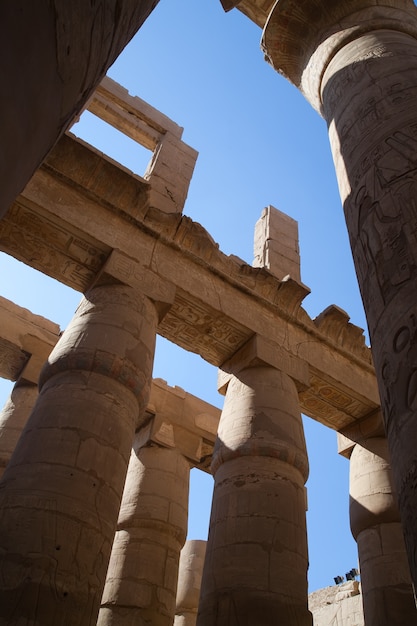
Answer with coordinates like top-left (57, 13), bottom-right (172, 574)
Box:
top-left (322, 34), bottom-right (417, 338)
top-left (158, 290), bottom-right (251, 366)
top-left (299, 373), bottom-right (377, 430)
top-left (0, 202), bottom-right (110, 292)
top-left (0, 339), bottom-right (30, 381)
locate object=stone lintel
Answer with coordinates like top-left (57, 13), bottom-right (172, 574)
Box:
top-left (0, 296), bottom-right (61, 383)
top-left (218, 334), bottom-right (310, 394)
top-left (84, 77), bottom-right (199, 214)
top-left (94, 249), bottom-right (176, 321)
top-left (261, 0), bottom-right (417, 112)
top-left (337, 410), bottom-right (385, 458)
top-left (88, 76), bottom-right (184, 144)
top-left (136, 378), bottom-right (220, 469)
top-left (0, 123), bottom-right (379, 431)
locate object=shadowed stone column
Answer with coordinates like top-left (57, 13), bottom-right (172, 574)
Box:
top-left (0, 381), bottom-right (38, 478)
top-left (197, 360), bottom-right (311, 625)
top-left (350, 437), bottom-right (416, 624)
top-left (262, 0), bottom-right (417, 591)
top-left (175, 540), bottom-right (207, 626)
top-left (98, 436), bottom-right (190, 626)
top-left (0, 0), bottom-right (159, 217)
top-left (0, 283), bottom-right (160, 626)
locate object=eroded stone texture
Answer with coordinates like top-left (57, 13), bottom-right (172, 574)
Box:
top-left (350, 438), bottom-right (416, 625)
top-left (98, 437), bottom-right (190, 626)
top-left (0, 0), bottom-right (159, 217)
top-left (308, 582), bottom-right (364, 626)
top-left (0, 382), bottom-right (38, 479)
top-left (0, 284), bottom-right (158, 626)
top-left (197, 365), bottom-right (312, 626)
top-left (253, 205), bottom-right (301, 282)
top-left (175, 540), bottom-right (207, 626)
top-left (0, 123), bottom-right (379, 432)
top-left (262, 0), bottom-right (417, 593)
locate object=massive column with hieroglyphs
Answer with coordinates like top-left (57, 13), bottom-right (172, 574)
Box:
top-left (262, 0), bottom-right (417, 593)
top-left (0, 278), bottom-right (173, 626)
top-left (197, 343), bottom-right (312, 626)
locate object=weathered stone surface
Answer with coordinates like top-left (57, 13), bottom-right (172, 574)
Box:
top-left (308, 582), bottom-right (364, 626)
top-left (253, 205), bottom-right (301, 282)
top-left (0, 295), bottom-right (60, 383)
top-left (0, 0), bottom-right (159, 218)
top-left (99, 439), bottom-right (190, 626)
top-left (350, 438), bottom-right (416, 625)
top-left (198, 365), bottom-right (312, 626)
top-left (262, 0), bottom-right (417, 596)
top-left (0, 382), bottom-right (38, 479)
top-left (87, 77), bottom-right (198, 214)
top-left (175, 540), bottom-right (207, 626)
top-left (0, 109), bottom-right (378, 432)
top-left (141, 378), bottom-right (220, 471)
top-left (220, 0), bottom-right (276, 28)
top-left (0, 284), bottom-right (158, 626)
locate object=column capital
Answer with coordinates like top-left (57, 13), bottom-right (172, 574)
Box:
top-left (337, 409), bottom-right (385, 458)
top-left (94, 248), bottom-right (176, 321)
top-left (262, 0), bottom-right (417, 112)
top-left (218, 334), bottom-right (309, 394)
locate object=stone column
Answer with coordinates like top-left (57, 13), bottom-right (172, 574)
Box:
top-left (98, 437), bottom-right (190, 626)
top-left (175, 540), bottom-right (207, 626)
top-left (350, 437), bottom-right (416, 624)
top-left (262, 0), bottom-right (417, 591)
top-left (0, 0), bottom-right (159, 218)
top-left (0, 283), bottom-right (159, 626)
top-left (0, 381), bottom-right (38, 478)
top-left (197, 363), bottom-right (312, 626)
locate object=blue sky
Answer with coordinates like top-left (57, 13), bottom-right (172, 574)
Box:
top-left (0, 0), bottom-right (371, 592)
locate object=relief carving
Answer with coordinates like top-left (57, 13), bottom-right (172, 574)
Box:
top-left (0, 204), bottom-right (109, 292)
top-left (159, 293), bottom-right (250, 366)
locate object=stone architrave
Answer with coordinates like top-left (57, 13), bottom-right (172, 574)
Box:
top-left (262, 0), bottom-right (417, 591)
top-left (0, 1), bottom-right (159, 218)
top-left (350, 437), bottom-right (416, 625)
top-left (98, 436), bottom-right (190, 626)
top-left (197, 359), bottom-right (312, 625)
top-left (175, 540), bottom-right (207, 626)
top-left (0, 282), bottom-right (161, 626)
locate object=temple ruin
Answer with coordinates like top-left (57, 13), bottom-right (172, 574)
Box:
top-left (1, 1), bottom-right (417, 624)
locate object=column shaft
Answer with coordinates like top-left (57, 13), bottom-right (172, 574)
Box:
top-left (175, 540), bottom-right (207, 626)
top-left (0, 381), bottom-right (38, 478)
top-left (263, 0), bottom-right (417, 592)
top-left (350, 438), bottom-right (416, 624)
top-left (0, 284), bottom-right (158, 626)
top-left (197, 366), bottom-right (312, 626)
top-left (321, 27), bottom-right (417, 592)
top-left (98, 441), bottom-right (190, 626)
